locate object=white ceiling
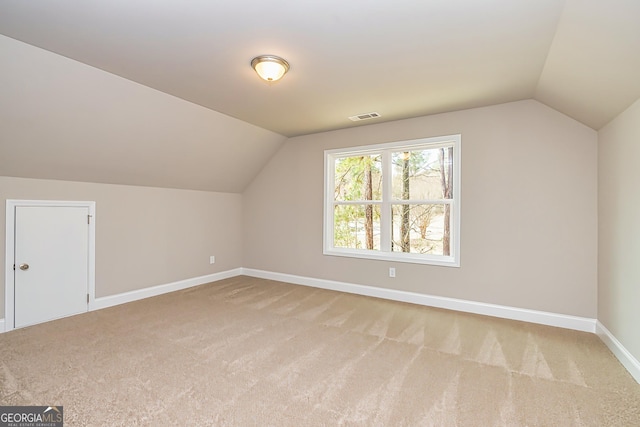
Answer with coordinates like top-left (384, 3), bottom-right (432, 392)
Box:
top-left (2, 0), bottom-right (639, 138)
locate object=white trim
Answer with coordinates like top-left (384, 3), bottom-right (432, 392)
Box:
top-left (5, 200), bottom-right (96, 332)
top-left (322, 249), bottom-right (458, 267)
top-left (323, 134), bottom-right (461, 267)
top-left (596, 321), bottom-right (640, 384)
top-left (1, 268), bottom-right (242, 333)
top-left (91, 268), bottom-right (242, 311)
top-left (241, 268), bottom-right (597, 333)
top-left (4, 262), bottom-right (637, 384)
top-left (325, 136), bottom-right (459, 157)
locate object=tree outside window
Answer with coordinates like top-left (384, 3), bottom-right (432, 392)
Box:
top-left (325, 135), bottom-right (460, 266)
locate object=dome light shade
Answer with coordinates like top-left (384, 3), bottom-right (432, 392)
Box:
top-left (251, 55), bottom-right (290, 82)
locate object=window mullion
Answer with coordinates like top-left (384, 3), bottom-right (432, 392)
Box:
top-left (324, 134), bottom-right (460, 267)
top-left (380, 150), bottom-right (392, 252)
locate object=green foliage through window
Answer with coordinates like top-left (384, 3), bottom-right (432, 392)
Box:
top-left (324, 135), bottom-right (460, 266)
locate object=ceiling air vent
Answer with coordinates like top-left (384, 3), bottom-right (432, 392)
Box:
top-left (348, 112), bottom-right (381, 122)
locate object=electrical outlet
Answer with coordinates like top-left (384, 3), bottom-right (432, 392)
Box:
top-left (389, 267), bottom-right (396, 278)
top-left (210, 256), bottom-right (215, 264)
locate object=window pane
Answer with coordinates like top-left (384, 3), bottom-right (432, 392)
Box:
top-left (334, 155), bottom-right (382, 201)
top-left (334, 204), bottom-right (381, 250)
top-left (391, 204), bottom-right (450, 255)
top-left (391, 147), bottom-right (453, 200)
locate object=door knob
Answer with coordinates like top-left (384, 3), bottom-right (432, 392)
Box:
top-left (19, 263), bottom-right (29, 271)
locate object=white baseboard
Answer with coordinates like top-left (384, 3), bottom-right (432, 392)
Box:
top-left (3, 267), bottom-right (638, 385)
top-left (1, 269), bottom-right (242, 333)
top-left (596, 321), bottom-right (640, 384)
top-left (241, 268), bottom-right (597, 333)
top-left (91, 268), bottom-right (243, 311)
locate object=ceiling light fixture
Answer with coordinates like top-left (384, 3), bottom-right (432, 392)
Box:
top-left (251, 55), bottom-right (290, 82)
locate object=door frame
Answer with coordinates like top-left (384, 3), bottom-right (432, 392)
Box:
top-left (4, 200), bottom-right (96, 331)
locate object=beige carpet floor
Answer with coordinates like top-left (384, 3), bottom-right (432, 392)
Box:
top-left (1, 276), bottom-right (639, 426)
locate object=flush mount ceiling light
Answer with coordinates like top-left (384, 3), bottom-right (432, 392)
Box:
top-left (251, 55), bottom-right (290, 82)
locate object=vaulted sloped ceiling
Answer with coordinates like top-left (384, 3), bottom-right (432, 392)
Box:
top-left (536, 0), bottom-right (640, 129)
top-left (1, 0), bottom-right (639, 192)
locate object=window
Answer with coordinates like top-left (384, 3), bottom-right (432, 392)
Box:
top-left (324, 134), bottom-right (460, 266)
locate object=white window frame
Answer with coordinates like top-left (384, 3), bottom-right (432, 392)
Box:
top-left (323, 134), bottom-right (461, 267)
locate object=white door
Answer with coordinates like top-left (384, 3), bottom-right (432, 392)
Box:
top-left (14, 206), bottom-right (89, 328)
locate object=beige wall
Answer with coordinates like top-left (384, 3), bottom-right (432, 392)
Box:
top-left (243, 99), bottom-right (598, 317)
top-left (0, 176), bottom-right (243, 319)
top-left (598, 97), bottom-right (640, 362)
top-left (0, 35), bottom-right (285, 193)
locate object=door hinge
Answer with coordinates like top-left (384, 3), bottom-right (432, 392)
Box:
top-left (87, 293), bottom-right (90, 304)
top-left (87, 214), bottom-right (92, 224)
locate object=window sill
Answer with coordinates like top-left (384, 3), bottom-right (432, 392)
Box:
top-left (323, 248), bottom-right (460, 267)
